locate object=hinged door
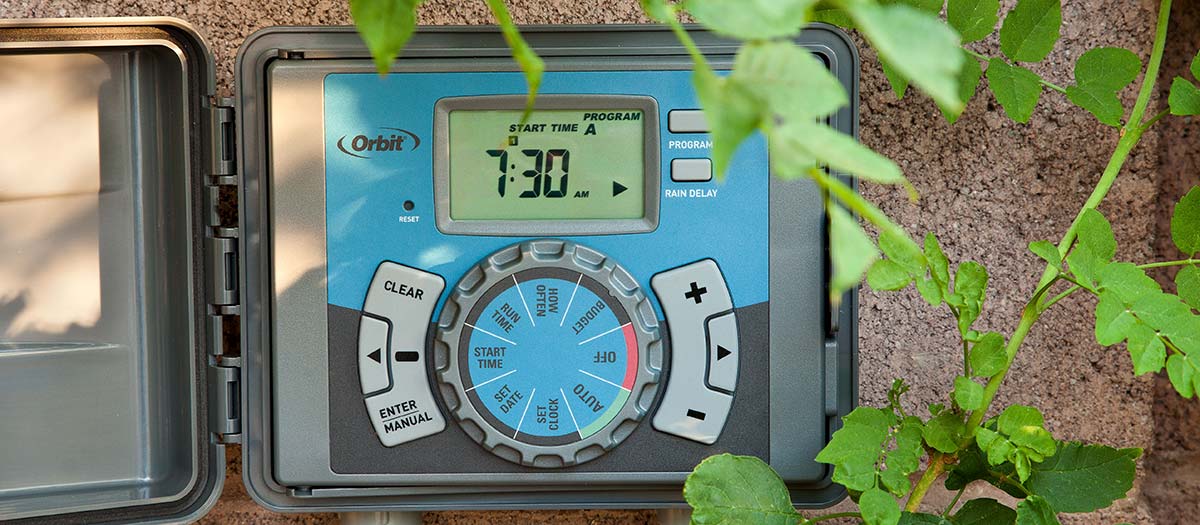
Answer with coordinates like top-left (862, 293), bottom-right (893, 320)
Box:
top-left (0, 17), bottom-right (230, 524)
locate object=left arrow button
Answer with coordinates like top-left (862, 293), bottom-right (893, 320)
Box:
top-left (358, 316), bottom-right (391, 395)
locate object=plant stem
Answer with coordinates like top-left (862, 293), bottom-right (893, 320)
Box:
top-left (962, 0), bottom-right (1175, 466)
top-left (942, 487), bottom-right (966, 518)
top-left (905, 453), bottom-right (947, 513)
top-left (810, 168), bottom-right (908, 235)
top-left (803, 512), bottom-right (864, 524)
top-left (962, 338), bottom-right (971, 377)
top-left (1032, 0), bottom-right (1173, 308)
top-left (962, 48), bottom-right (1068, 93)
top-left (1036, 258), bottom-right (1192, 313)
top-left (901, 0), bottom-right (1174, 510)
top-left (1040, 285), bottom-right (1081, 312)
top-left (1141, 108), bottom-right (1171, 131)
top-left (1139, 258), bottom-right (1199, 269)
top-left (1129, 0), bottom-right (1174, 132)
top-left (964, 304), bottom-right (1039, 432)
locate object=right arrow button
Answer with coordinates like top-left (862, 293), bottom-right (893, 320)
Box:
top-left (612, 181), bottom-right (628, 196)
top-left (706, 312), bottom-right (738, 393)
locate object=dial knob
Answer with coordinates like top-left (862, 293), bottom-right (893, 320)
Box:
top-left (435, 239), bottom-right (661, 468)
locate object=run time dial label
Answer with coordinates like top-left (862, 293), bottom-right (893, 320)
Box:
top-left (458, 266), bottom-right (637, 447)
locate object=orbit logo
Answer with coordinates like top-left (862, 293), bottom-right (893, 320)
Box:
top-left (336, 127), bottom-right (421, 159)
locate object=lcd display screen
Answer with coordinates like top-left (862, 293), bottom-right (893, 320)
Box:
top-left (447, 109), bottom-right (645, 221)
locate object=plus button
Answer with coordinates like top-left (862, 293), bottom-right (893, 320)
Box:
top-left (684, 281), bottom-right (708, 304)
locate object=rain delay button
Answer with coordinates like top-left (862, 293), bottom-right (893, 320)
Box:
top-left (359, 261), bottom-right (447, 446)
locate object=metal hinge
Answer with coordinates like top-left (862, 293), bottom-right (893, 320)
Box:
top-left (205, 97), bottom-right (242, 444)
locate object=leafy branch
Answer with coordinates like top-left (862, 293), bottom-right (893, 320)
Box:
top-left (347, 0), bottom-right (1200, 523)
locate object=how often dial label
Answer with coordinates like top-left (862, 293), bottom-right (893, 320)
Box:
top-left (436, 240), bottom-right (660, 467)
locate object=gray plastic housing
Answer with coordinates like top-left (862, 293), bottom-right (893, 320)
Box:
top-left (0, 19), bottom-right (859, 520)
top-left (0, 18), bottom-right (228, 524)
top-left (235, 25), bottom-right (859, 512)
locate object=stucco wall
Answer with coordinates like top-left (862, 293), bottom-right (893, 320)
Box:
top-left (4, 1), bottom-right (1195, 523)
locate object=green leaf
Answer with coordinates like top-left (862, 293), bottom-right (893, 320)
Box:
top-left (1130, 292), bottom-right (1194, 336)
top-left (350, 0), bottom-right (422, 75)
top-left (882, 416), bottom-right (926, 496)
top-left (881, 228), bottom-right (928, 276)
top-left (684, 454), bottom-right (802, 525)
top-left (828, 205), bottom-right (878, 300)
top-left (1064, 47), bottom-right (1141, 126)
top-left (923, 409), bottom-right (967, 454)
top-left (886, 0), bottom-right (944, 14)
top-left (941, 50), bottom-right (985, 123)
top-left (955, 262), bottom-right (988, 335)
top-left (970, 332), bottom-right (1007, 377)
top-left (926, 233), bottom-right (951, 292)
top-left (1168, 77), bottom-right (1200, 116)
top-left (1076, 208), bottom-right (1118, 260)
top-left (882, 58), bottom-right (911, 99)
top-left (917, 277), bottom-right (944, 305)
top-left (998, 0), bottom-right (1061, 63)
top-left (851, 3), bottom-right (965, 111)
top-left (1015, 496), bottom-right (1061, 525)
top-left (1172, 187), bottom-right (1200, 255)
top-left (869, 260), bottom-right (914, 291)
top-left (811, 7), bottom-right (855, 28)
top-left (901, 512), bottom-right (953, 525)
top-left (1176, 265), bottom-right (1200, 309)
top-left (1066, 208), bottom-right (1115, 289)
top-left (861, 488), bottom-right (903, 525)
top-left (952, 498), bottom-right (1016, 525)
top-left (486, 0), bottom-right (544, 118)
top-left (815, 407), bottom-right (893, 491)
top-left (686, 0), bottom-right (817, 40)
top-left (816, 407), bottom-right (923, 495)
top-left (695, 68), bottom-right (762, 179)
top-left (638, 0), bottom-right (676, 23)
top-left (1166, 353), bottom-right (1197, 399)
top-left (948, 0), bottom-right (1000, 43)
top-left (1094, 291), bottom-right (1138, 346)
top-left (987, 59), bottom-right (1042, 123)
top-left (1192, 49), bottom-right (1200, 80)
top-left (1028, 240), bottom-right (1061, 267)
top-left (977, 406), bottom-right (1057, 482)
top-left (945, 446), bottom-right (1027, 499)
top-left (1128, 334), bottom-right (1166, 376)
top-left (999, 405), bottom-right (1057, 463)
top-left (771, 121), bottom-right (906, 185)
top-left (954, 376), bottom-right (985, 411)
top-left (1023, 442), bottom-right (1140, 513)
top-left (732, 40), bottom-right (848, 123)
top-left (1098, 262), bottom-right (1160, 304)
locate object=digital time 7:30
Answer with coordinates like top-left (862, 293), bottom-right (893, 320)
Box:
top-left (487, 148), bottom-right (570, 199)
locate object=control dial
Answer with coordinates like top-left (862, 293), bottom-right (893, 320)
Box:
top-left (435, 240), bottom-right (661, 467)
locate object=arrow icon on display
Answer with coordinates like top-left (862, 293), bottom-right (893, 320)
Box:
top-left (612, 181), bottom-right (628, 196)
top-left (716, 345), bottom-right (731, 361)
top-left (368, 348), bottom-right (382, 364)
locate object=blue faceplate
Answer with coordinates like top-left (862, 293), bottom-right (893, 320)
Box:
top-left (323, 70), bottom-right (769, 317)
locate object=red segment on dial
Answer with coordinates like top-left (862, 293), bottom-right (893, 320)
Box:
top-left (621, 323), bottom-right (638, 390)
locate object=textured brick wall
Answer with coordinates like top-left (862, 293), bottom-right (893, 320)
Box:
top-left (5, 1), bottom-right (1194, 523)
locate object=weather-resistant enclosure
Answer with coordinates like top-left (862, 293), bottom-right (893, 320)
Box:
top-left (0, 19), bottom-right (859, 522)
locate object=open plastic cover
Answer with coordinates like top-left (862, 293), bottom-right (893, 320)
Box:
top-left (0, 19), bottom-right (224, 523)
